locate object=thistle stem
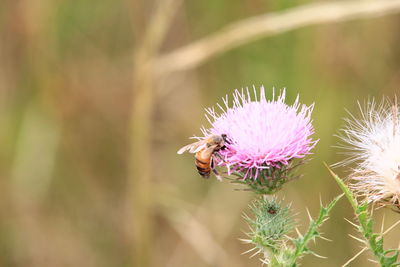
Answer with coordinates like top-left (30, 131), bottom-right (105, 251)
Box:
top-left (327, 165), bottom-right (400, 266)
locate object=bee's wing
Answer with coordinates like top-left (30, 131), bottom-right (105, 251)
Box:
top-left (177, 140), bottom-right (207, 154)
top-left (177, 144), bottom-right (192, 154)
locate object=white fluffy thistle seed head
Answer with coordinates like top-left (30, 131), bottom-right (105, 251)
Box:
top-left (336, 98), bottom-right (400, 208)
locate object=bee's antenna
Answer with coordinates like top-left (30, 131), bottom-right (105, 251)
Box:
top-left (221, 133), bottom-right (231, 144)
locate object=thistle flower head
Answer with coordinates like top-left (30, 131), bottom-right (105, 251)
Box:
top-left (336, 98), bottom-right (400, 208)
top-left (202, 86), bottom-right (317, 181)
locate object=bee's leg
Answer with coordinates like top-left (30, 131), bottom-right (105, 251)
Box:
top-left (212, 168), bottom-right (222, 181)
top-left (213, 152), bottom-right (228, 164)
top-left (211, 157), bottom-right (222, 181)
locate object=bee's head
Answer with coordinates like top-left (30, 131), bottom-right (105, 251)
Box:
top-left (218, 133), bottom-right (232, 151)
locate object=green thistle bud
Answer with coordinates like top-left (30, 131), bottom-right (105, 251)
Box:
top-left (244, 197), bottom-right (294, 254)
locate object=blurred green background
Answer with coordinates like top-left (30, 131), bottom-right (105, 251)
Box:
top-left (1, 0), bottom-right (400, 266)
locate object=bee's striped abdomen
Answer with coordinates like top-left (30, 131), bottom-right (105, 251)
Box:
top-left (195, 152), bottom-right (212, 178)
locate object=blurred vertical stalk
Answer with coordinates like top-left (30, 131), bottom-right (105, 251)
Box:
top-left (11, 104), bottom-right (61, 266)
top-left (128, 0), bottom-right (181, 266)
top-left (11, 105), bottom-right (60, 203)
top-left (8, 0), bottom-right (61, 265)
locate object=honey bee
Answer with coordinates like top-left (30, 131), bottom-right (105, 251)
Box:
top-left (177, 134), bottom-right (228, 179)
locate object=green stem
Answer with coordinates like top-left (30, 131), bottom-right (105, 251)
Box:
top-left (325, 164), bottom-right (358, 211)
top-left (294, 194), bottom-right (343, 261)
top-left (284, 194), bottom-right (343, 267)
top-left (326, 164), bottom-right (400, 266)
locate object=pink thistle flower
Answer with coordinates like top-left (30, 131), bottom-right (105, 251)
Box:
top-left (201, 86), bottom-right (317, 182)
